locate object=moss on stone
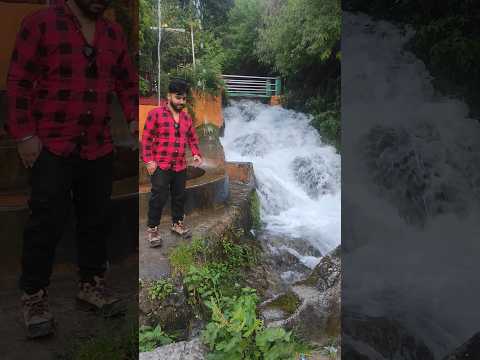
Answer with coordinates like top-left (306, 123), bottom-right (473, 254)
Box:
top-left (195, 123), bottom-right (221, 139)
top-left (249, 190), bottom-right (262, 230)
top-left (266, 291), bottom-right (300, 316)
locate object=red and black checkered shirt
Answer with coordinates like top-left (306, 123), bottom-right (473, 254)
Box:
top-left (6, 3), bottom-right (138, 160)
top-left (141, 106), bottom-right (201, 172)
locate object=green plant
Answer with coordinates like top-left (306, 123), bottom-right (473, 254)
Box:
top-left (183, 262), bottom-right (235, 308)
top-left (139, 325), bottom-right (174, 352)
top-left (169, 237), bottom-right (208, 275)
top-left (321, 345), bottom-right (338, 359)
top-left (148, 279), bottom-right (174, 302)
top-left (202, 288), bottom-right (300, 360)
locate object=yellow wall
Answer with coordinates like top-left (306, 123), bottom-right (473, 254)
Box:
top-left (0, 2), bottom-right (45, 90)
top-left (191, 91), bottom-right (224, 129)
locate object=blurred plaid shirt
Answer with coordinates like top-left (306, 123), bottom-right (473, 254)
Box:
top-left (6, 3), bottom-right (138, 159)
top-left (141, 106), bottom-right (201, 172)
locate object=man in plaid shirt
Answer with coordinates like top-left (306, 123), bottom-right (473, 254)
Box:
top-left (142, 79), bottom-right (202, 248)
top-left (6, 0), bottom-right (137, 338)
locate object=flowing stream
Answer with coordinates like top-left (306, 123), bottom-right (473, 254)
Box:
top-left (221, 100), bottom-right (341, 279)
top-left (343, 12), bottom-right (480, 358)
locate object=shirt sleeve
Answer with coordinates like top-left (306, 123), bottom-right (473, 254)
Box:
top-left (113, 25), bottom-right (138, 125)
top-left (187, 119), bottom-right (201, 157)
top-left (6, 14), bottom-right (42, 140)
top-left (141, 110), bottom-right (156, 163)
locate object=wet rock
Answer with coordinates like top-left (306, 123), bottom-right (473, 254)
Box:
top-left (139, 337), bottom-right (207, 360)
top-left (139, 281), bottom-right (193, 340)
top-left (261, 246), bottom-right (341, 345)
top-left (443, 332), bottom-right (480, 360)
top-left (343, 313), bottom-right (435, 360)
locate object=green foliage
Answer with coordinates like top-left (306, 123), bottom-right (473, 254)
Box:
top-left (202, 288), bottom-right (299, 360)
top-left (184, 263), bottom-right (233, 307)
top-left (169, 236), bottom-right (208, 275)
top-left (169, 232), bottom-right (257, 276)
top-left (310, 109), bottom-right (340, 149)
top-left (221, 0), bottom-right (266, 74)
top-left (148, 279), bottom-right (174, 301)
top-left (139, 325), bottom-right (174, 352)
top-left (139, 0), bottom-right (226, 98)
top-left (414, 16), bottom-right (480, 84)
top-left (257, 0), bottom-right (341, 76)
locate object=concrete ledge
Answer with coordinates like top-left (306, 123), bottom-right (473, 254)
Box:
top-left (225, 161), bottom-right (255, 186)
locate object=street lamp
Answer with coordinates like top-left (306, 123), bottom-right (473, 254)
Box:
top-left (151, 25), bottom-right (196, 69)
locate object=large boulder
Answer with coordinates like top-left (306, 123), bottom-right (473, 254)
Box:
top-left (261, 246), bottom-right (341, 345)
top-left (342, 314), bottom-right (435, 360)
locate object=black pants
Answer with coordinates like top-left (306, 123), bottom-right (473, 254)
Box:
top-left (20, 148), bottom-right (114, 293)
top-left (148, 168), bottom-right (187, 227)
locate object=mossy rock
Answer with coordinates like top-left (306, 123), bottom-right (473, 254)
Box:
top-left (264, 291), bottom-right (301, 316)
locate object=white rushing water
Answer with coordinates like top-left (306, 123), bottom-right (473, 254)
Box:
top-left (221, 100), bottom-right (341, 264)
top-left (343, 12), bottom-right (480, 358)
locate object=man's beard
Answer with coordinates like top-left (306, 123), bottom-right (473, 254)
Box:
top-left (73, 0), bottom-right (108, 20)
top-left (170, 103), bottom-right (184, 113)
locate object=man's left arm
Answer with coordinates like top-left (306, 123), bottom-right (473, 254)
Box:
top-left (186, 120), bottom-right (201, 158)
top-left (113, 25), bottom-right (138, 134)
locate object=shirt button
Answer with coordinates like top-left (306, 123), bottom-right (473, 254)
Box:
top-left (87, 110), bottom-right (92, 115)
top-left (81, 131), bottom-right (86, 136)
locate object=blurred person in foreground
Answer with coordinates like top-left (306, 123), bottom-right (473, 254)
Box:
top-left (6, 0), bottom-right (138, 338)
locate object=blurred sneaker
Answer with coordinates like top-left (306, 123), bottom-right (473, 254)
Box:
top-left (76, 276), bottom-right (124, 316)
top-left (171, 220), bottom-right (190, 237)
top-left (21, 289), bottom-right (55, 339)
top-left (146, 225), bottom-right (162, 248)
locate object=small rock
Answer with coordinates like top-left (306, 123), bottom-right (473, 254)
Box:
top-left (140, 337), bottom-right (208, 360)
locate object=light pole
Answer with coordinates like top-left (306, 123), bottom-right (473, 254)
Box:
top-left (151, 25), bottom-right (196, 68)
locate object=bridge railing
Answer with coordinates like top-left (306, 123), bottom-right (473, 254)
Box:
top-left (221, 75), bottom-right (281, 98)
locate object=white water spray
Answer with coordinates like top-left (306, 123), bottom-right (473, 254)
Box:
top-left (343, 12), bottom-right (480, 358)
top-left (221, 100), bottom-right (341, 262)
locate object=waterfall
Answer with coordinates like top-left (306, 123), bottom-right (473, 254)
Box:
top-left (343, 12), bottom-right (480, 358)
top-left (221, 100), bottom-right (341, 270)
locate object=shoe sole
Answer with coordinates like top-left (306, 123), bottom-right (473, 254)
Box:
top-left (148, 240), bottom-right (163, 248)
top-left (75, 298), bottom-right (126, 318)
top-left (170, 229), bottom-right (191, 238)
top-left (27, 320), bottom-right (56, 339)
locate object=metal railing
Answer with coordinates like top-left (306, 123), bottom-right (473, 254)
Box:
top-left (222, 75), bottom-right (281, 98)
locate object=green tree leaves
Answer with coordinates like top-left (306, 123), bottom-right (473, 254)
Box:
top-left (256, 0), bottom-right (341, 76)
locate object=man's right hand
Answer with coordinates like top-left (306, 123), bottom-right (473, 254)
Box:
top-left (146, 161), bottom-right (157, 175)
top-left (17, 135), bottom-right (42, 168)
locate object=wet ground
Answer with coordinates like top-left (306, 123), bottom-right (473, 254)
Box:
top-left (0, 256), bottom-right (138, 360)
top-left (139, 180), bottom-right (255, 281)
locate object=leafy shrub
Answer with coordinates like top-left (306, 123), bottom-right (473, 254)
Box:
top-left (139, 325), bottom-right (174, 352)
top-left (202, 288), bottom-right (299, 360)
top-left (148, 279), bottom-right (174, 301)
